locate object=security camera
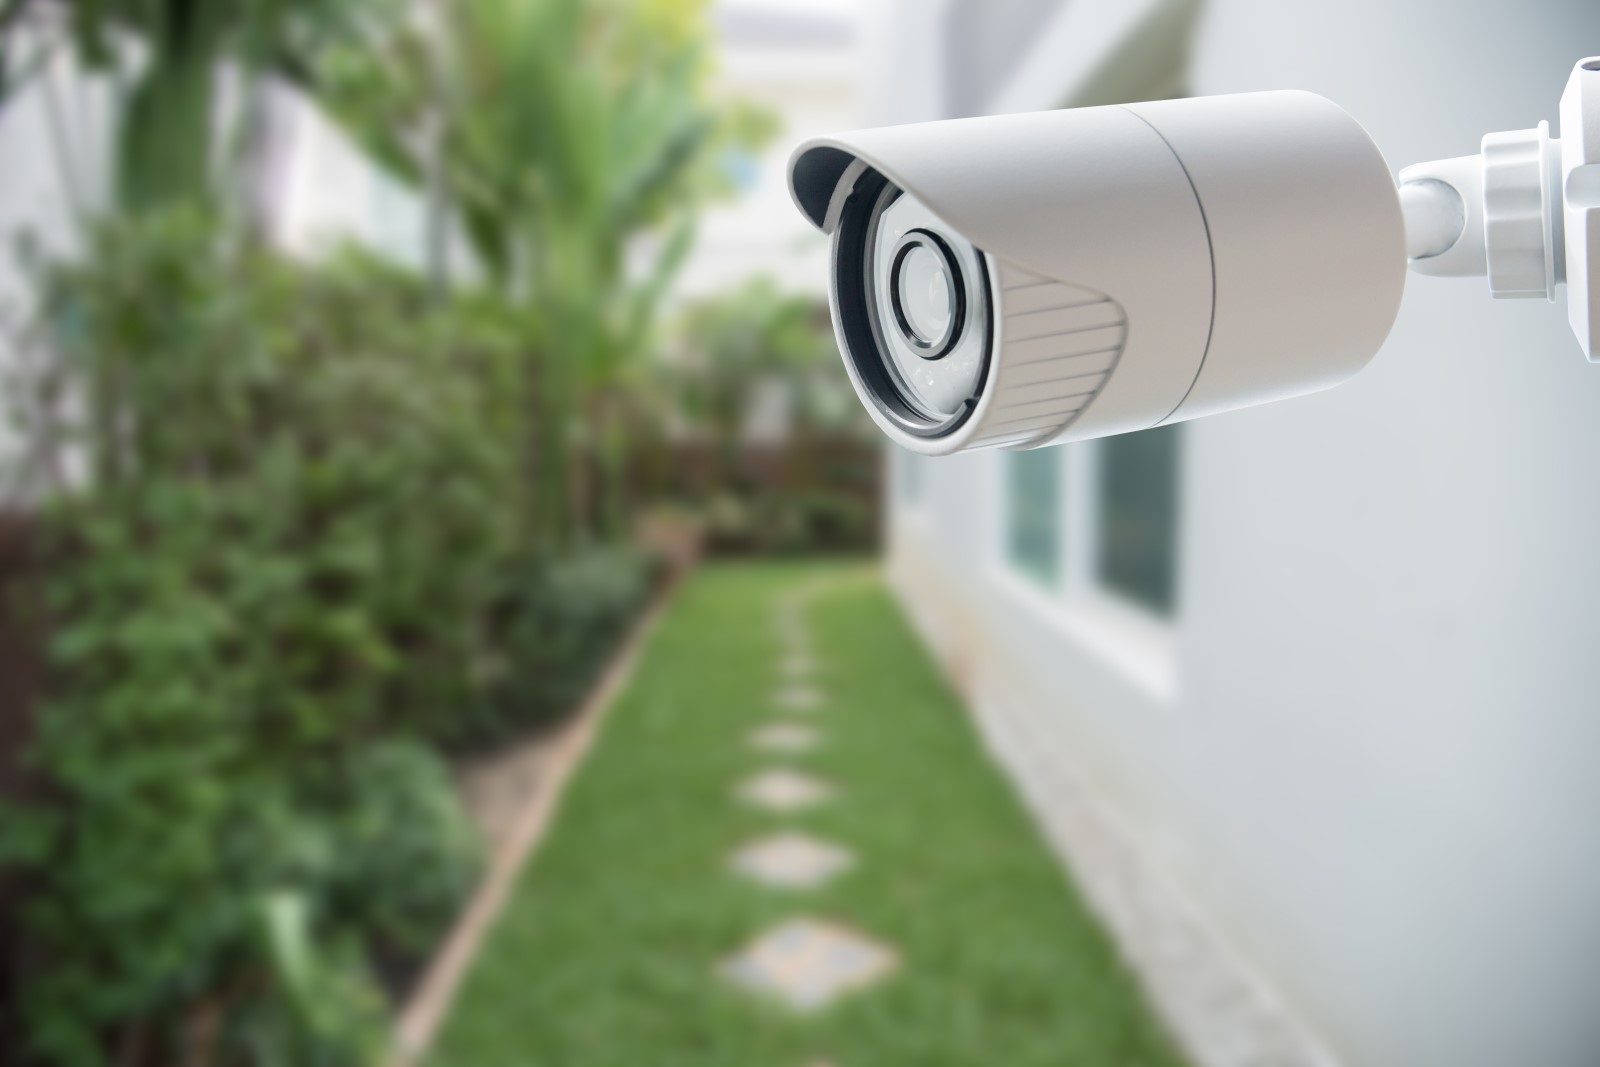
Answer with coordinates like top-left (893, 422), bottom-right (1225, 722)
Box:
top-left (787, 59), bottom-right (1600, 454)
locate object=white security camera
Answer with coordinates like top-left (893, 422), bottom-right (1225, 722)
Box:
top-left (787, 59), bottom-right (1600, 454)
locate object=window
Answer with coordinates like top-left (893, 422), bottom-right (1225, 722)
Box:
top-left (1005, 448), bottom-right (1061, 585)
top-left (895, 446), bottom-right (924, 507)
top-left (1092, 425), bottom-right (1181, 615)
top-left (995, 428), bottom-right (1180, 620)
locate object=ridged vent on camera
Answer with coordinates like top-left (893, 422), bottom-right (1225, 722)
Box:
top-left (967, 262), bottom-right (1128, 450)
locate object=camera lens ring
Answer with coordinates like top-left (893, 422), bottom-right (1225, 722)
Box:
top-left (829, 172), bottom-right (992, 439)
top-left (888, 229), bottom-right (965, 358)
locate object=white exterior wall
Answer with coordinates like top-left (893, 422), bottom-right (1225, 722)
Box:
top-left (879, 3), bottom-right (1600, 1067)
top-left (0, 25), bottom-right (119, 497)
top-left (267, 84), bottom-right (437, 273)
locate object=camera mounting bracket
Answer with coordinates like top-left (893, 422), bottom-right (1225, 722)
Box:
top-left (1401, 57), bottom-right (1600, 359)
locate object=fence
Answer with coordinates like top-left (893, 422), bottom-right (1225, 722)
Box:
top-left (625, 436), bottom-right (883, 556)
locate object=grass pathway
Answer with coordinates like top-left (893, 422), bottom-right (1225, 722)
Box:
top-left (428, 563), bottom-right (1188, 1067)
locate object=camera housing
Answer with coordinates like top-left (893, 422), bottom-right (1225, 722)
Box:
top-left (788, 91), bottom-right (1407, 454)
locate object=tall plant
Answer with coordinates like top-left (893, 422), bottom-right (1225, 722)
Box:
top-left (58, 0), bottom-right (395, 213)
top-left (320, 0), bottom-right (773, 543)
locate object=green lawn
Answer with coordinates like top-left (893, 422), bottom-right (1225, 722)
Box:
top-left (429, 563), bottom-right (1188, 1067)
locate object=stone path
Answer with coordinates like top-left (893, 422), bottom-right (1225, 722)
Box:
top-left (737, 768), bottom-right (834, 813)
top-left (721, 917), bottom-right (897, 1012)
top-left (778, 651), bottom-right (817, 680)
top-left (731, 831), bottom-right (853, 891)
top-left (719, 584), bottom-right (898, 1034)
top-left (773, 683), bottom-right (825, 713)
top-left (748, 722), bottom-right (820, 754)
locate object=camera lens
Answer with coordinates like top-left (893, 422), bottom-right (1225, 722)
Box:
top-left (830, 174), bottom-right (991, 437)
top-left (891, 233), bottom-right (961, 354)
top-left (868, 190), bottom-right (985, 420)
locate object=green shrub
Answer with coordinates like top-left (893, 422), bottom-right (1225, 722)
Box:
top-left (319, 741), bottom-right (482, 961)
top-left (1, 213), bottom-right (502, 1066)
top-left (458, 545), bottom-right (660, 749)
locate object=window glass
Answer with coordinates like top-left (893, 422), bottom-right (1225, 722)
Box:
top-left (897, 447), bottom-right (923, 505)
top-left (1094, 425), bottom-right (1180, 614)
top-left (1005, 448), bottom-right (1061, 585)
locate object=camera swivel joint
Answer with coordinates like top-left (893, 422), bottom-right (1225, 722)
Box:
top-left (1400, 58), bottom-right (1600, 359)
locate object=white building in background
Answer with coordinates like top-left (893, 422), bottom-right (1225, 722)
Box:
top-left (265, 85), bottom-right (435, 273)
top-left (865, 2), bottom-right (1600, 1067)
top-left (671, 0), bottom-right (860, 300)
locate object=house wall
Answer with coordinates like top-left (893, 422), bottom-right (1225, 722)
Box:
top-left (877, 3), bottom-right (1600, 1066)
top-left (266, 83), bottom-right (442, 273)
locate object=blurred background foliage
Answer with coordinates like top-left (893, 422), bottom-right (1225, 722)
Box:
top-left (7, 0), bottom-right (403, 214)
top-left (317, 0), bottom-right (780, 541)
top-left (0, 0), bottom-right (867, 1064)
top-left (651, 277), bottom-right (877, 555)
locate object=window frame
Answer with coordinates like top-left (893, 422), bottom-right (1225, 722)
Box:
top-left (991, 435), bottom-right (1180, 704)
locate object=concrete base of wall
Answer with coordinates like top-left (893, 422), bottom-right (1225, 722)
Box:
top-left (886, 535), bottom-right (1335, 1067)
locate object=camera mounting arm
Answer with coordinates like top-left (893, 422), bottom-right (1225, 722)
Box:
top-left (1400, 57), bottom-right (1600, 358)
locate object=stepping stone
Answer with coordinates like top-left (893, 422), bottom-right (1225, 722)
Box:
top-left (774, 685), bottom-right (825, 712)
top-left (773, 612), bottom-right (811, 646)
top-left (748, 722), bottom-right (821, 754)
top-left (774, 611), bottom-right (808, 631)
top-left (721, 917), bottom-right (897, 1012)
top-left (776, 630), bottom-right (811, 656)
top-left (731, 831), bottom-right (854, 890)
top-left (737, 768), bottom-right (834, 813)
top-left (779, 652), bottom-right (818, 680)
